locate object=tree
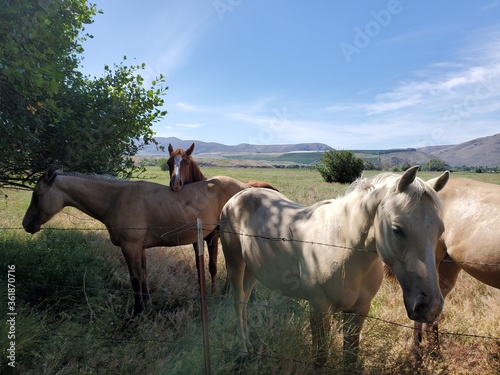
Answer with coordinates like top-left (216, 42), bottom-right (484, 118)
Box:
top-left (421, 159), bottom-right (449, 172)
top-left (316, 150), bottom-right (364, 184)
top-left (0, 0), bottom-right (167, 188)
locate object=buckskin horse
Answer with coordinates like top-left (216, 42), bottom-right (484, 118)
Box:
top-left (220, 166), bottom-right (449, 367)
top-left (22, 167), bottom-right (249, 315)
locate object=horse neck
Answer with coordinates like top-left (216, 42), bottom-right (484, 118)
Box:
top-left (54, 175), bottom-right (120, 222)
top-left (189, 159), bottom-right (206, 182)
top-left (334, 187), bottom-right (385, 250)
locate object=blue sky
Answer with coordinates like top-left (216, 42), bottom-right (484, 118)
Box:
top-left (80, 0), bottom-right (500, 150)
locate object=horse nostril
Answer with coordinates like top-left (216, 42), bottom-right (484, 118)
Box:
top-left (414, 302), bottom-right (427, 317)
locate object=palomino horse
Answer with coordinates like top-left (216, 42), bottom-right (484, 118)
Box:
top-left (166, 143), bottom-right (279, 290)
top-left (411, 176), bottom-right (500, 359)
top-left (220, 166), bottom-right (449, 367)
top-left (22, 167), bottom-right (249, 315)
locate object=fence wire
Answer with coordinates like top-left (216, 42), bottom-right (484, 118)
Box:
top-left (2, 221), bottom-right (500, 268)
top-left (1, 221), bottom-right (499, 374)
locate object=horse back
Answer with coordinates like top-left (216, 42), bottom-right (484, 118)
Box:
top-left (105, 178), bottom-right (246, 248)
top-left (220, 188), bottom-right (382, 307)
top-left (439, 178), bottom-right (500, 288)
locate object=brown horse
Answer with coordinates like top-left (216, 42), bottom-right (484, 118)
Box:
top-left (166, 143), bottom-right (279, 291)
top-left (22, 167), bottom-right (249, 315)
top-left (167, 143), bottom-right (279, 192)
top-left (412, 175), bottom-right (500, 359)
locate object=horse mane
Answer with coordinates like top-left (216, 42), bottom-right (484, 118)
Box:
top-left (50, 170), bottom-right (126, 184)
top-left (349, 172), bottom-right (442, 214)
top-left (188, 156), bottom-right (207, 181)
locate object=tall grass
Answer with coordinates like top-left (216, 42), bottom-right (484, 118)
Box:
top-left (0, 168), bottom-right (498, 374)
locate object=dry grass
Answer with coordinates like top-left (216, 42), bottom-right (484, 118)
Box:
top-left (0, 167), bottom-right (498, 374)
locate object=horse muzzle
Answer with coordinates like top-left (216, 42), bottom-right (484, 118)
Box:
top-left (169, 177), bottom-right (184, 192)
top-left (22, 218), bottom-right (41, 234)
top-left (405, 293), bottom-right (443, 323)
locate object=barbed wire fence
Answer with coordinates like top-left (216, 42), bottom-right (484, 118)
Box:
top-left (1, 220), bottom-right (499, 373)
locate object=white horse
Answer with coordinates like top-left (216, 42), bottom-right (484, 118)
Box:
top-left (220, 166), bottom-right (449, 368)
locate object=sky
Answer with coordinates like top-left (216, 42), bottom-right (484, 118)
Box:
top-left (80, 0), bottom-right (500, 150)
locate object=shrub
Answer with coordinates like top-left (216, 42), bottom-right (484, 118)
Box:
top-left (158, 158), bottom-right (169, 171)
top-left (316, 150), bottom-right (364, 183)
top-left (421, 158), bottom-right (449, 171)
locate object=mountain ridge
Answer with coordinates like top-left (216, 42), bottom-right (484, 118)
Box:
top-left (138, 134), bottom-right (500, 167)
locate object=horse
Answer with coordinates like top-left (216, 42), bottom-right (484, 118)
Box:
top-left (167, 143), bottom-right (279, 192)
top-left (166, 142), bottom-right (279, 292)
top-left (22, 167), bottom-right (249, 315)
top-left (219, 166), bottom-right (449, 368)
top-left (410, 176), bottom-right (500, 360)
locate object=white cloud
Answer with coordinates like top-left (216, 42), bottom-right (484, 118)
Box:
top-left (176, 102), bottom-right (203, 112)
top-left (173, 123), bottom-right (205, 129)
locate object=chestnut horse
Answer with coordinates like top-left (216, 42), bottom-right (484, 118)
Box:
top-left (220, 167), bottom-right (449, 367)
top-left (167, 143), bottom-right (279, 192)
top-left (22, 167), bottom-right (248, 315)
top-left (411, 175), bottom-right (500, 360)
top-left (166, 143), bottom-right (279, 291)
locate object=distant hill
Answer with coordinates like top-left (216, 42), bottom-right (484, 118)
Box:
top-left (422, 133), bottom-right (500, 167)
top-left (352, 149), bottom-right (439, 169)
top-left (137, 134), bottom-right (500, 168)
top-left (138, 137), bottom-right (332, 155)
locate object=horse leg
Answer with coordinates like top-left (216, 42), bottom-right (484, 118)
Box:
top-left (205, 230), bottom-right (219, 293)
top-left (343, 306), bottom-right (368, 370)
top-left (224, 249), bottom-right (252, 358)
top-left (413, 321), bottom-right (424, 364)
top-left (140, 247), bottom-right (151, 312)
top-left (309, 304), bottom-right (331, 367)
top-left (427, 256), bottom-right (461, 357)
top-left (121, 242), bottom-right (146, 315)
top-left (242, 268), bottom-right (257, 351)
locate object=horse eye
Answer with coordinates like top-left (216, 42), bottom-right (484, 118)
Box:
top-left (391, 224), bottom-right (405, 237)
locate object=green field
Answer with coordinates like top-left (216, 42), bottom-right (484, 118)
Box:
top-left (1, 167), bottom-right (498, 374)
top-left (222, 152), bottom-right (324, 165)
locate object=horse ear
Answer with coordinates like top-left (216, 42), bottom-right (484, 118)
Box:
top-left (427, 171), bottom-right (450, 192)
top-left (186, 143), bottom-right (195, 156)
top-left (45, 166), bottom-right (58, 183)
top-left (168, 144), bottom-right (174, 155)
top-left (398, 166), bottom-right (419, 192)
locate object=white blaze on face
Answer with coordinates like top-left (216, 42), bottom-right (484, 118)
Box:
top-left (173, 154), bottom-right (182, 178)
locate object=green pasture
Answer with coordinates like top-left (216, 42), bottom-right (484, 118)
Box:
top-left (1, 167), bottom-right (498, 374)
top-left (222, 152), bottom-right (324, 165)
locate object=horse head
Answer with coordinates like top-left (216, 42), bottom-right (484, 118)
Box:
top-left (167, 143), bottom-right (196, 191)
top-left (22, 167), bottom-right (62, 234)
top-left (368, 166), bottom-right (449, 323)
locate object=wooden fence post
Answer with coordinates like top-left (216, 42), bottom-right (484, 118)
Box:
top-left (196, 218), bottom-right (211, 375)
